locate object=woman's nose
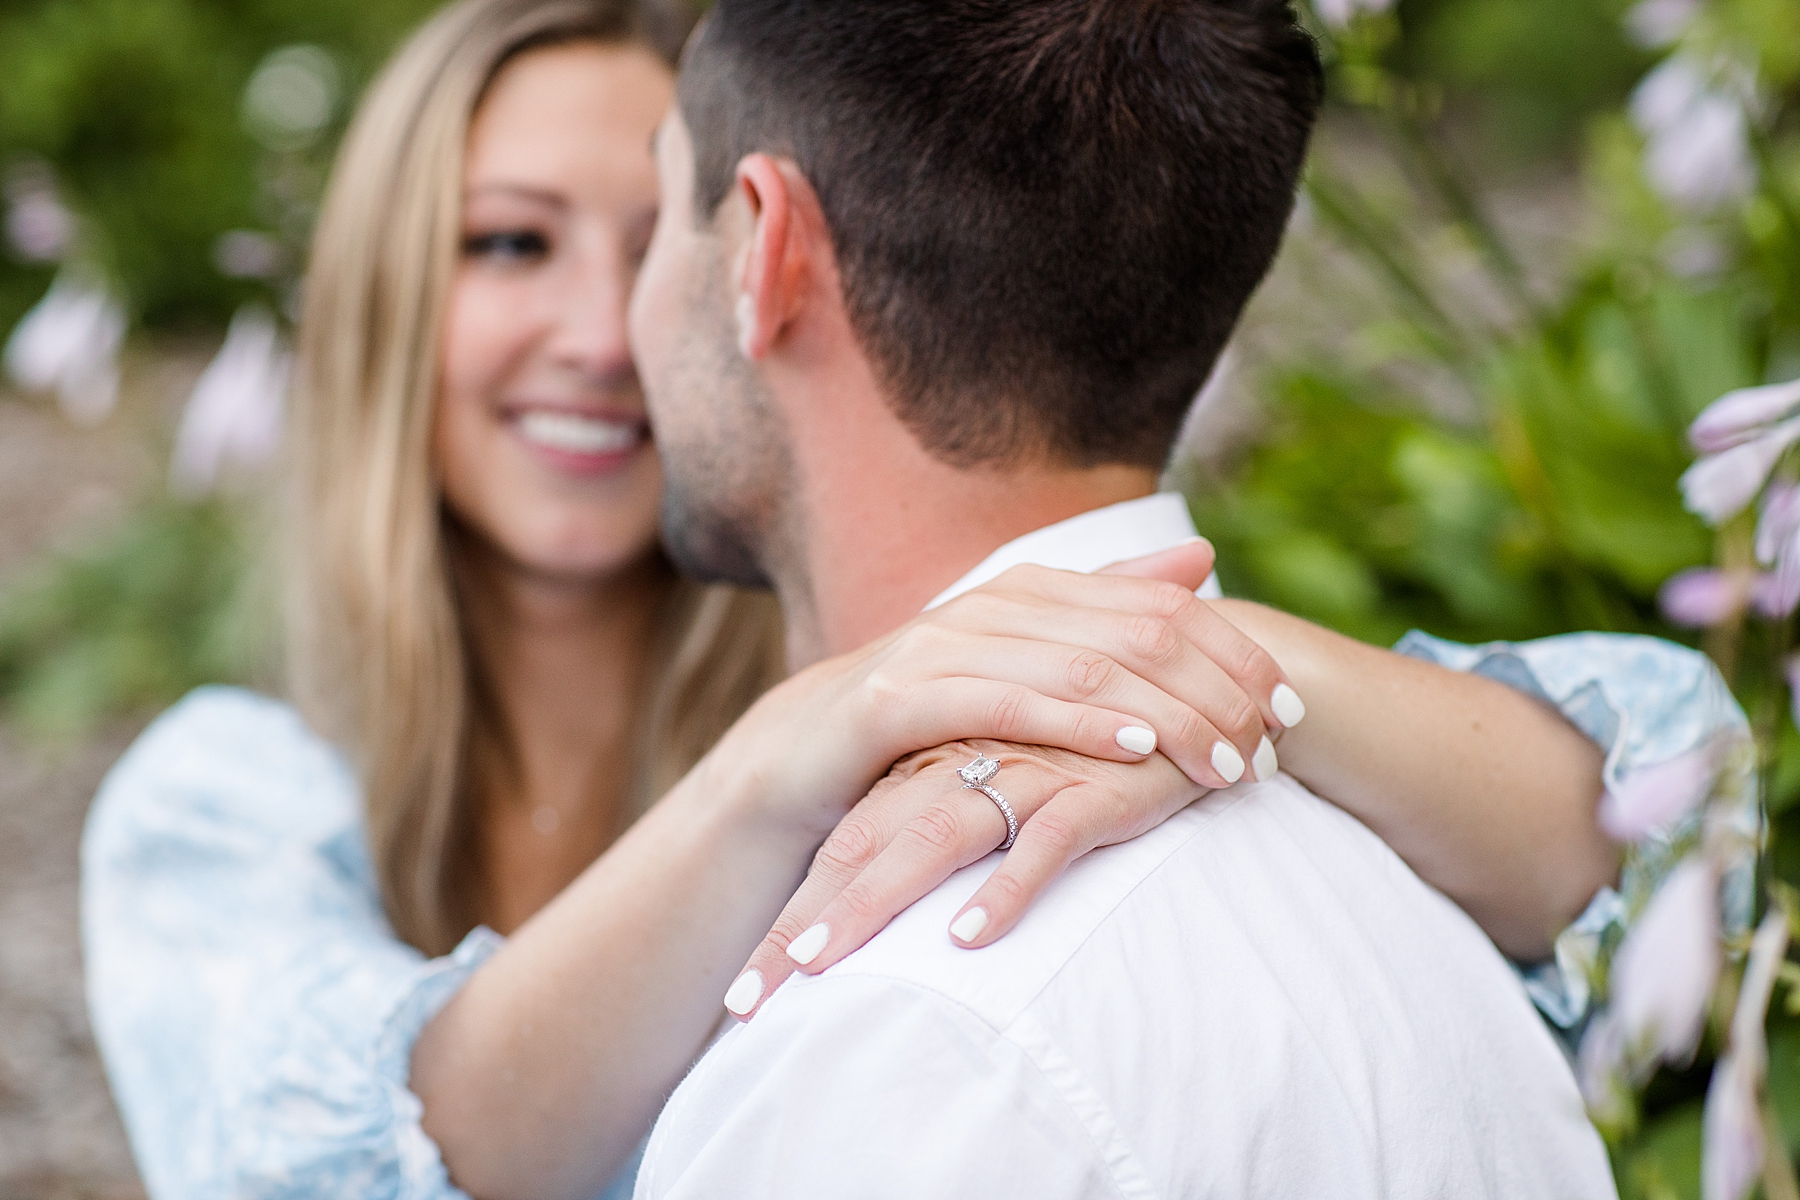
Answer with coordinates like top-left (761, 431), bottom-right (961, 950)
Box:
top-left (545, 258), bottom-right (635, 381)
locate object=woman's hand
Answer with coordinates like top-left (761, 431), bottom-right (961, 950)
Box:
top-left (726, 740), bottom-right (1203, 1018)
top-left (716, 539), bottom-right (1302, 847)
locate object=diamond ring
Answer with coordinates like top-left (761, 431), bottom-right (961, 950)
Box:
top-left (958, 753), bottom-right (1018, 851)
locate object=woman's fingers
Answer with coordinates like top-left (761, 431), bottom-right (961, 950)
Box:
top-left (949, 756), bottom-right (1202, 948)
top-left (730, 742), bottom-right (1214, 1023)
top-left (879, 674), bottom-right (1188, 772)
top-left (725, 766), bottom-right (949, 1019)
top-left (901, 605), bottom-right (1274, 787)
top-left (1096, 538), bottom-right (1216, 590)
top-left (775, 776), bottom-right (1020, 980)
top-left (953, 565), bottom-right (1303, 749)
top-left (730, 746), bottom-right (1037, 1019)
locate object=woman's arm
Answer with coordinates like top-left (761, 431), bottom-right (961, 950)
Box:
top-left (740, 601), bottom-right (1740, 1008)
top-left (82, 689), bottom-right (489, 1200)
top-left (1209, 599), bottom-right (1614, 961)
top-left (411, 547), bottom-right (1306, 1200)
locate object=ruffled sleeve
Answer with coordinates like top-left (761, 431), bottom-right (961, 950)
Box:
top-left (80, 687), bottom-right (501, 1200)
top-left (1395, 631), bottom-right (1755, 1035)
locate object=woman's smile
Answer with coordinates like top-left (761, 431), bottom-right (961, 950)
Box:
top-left (505, 404), bottom-right (652, 477)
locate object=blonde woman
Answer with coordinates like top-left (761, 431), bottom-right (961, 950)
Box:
top-left (80, 1), bottom-right (1746, 1199)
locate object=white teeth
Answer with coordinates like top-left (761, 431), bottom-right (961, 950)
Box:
top-left (516, 410), bottom-right (641, 455)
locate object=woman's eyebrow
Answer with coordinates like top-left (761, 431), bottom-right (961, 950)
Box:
top-left (463, 182), bottom-right (567, 208)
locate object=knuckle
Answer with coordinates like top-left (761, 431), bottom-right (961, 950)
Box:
top-left (763, 913), bottom-right (809, 951)
top-left (1145, 580), bottom-right (1197, 622)
top-left (833, 880), bottom-right (886, 926)
top-left (1124, 614), bottom-right (1182, 666)
top-left (814, 820), bottom-right (881, 877)
top-left (1222, 638), bottom-right (1277, 689)
top-left (907, 804), bottom-right (966, 855)
top-left (986, 685), bottom-right (1034, 739)
top-left (981, 870), bottom-right (1031, 913)
top-left (1218, 693), bottom-right (1262, 741)
top-left (1064, 650), bottom-right (1116, 699)
top-left (1167, 706), bottom-right (1213, 752)
top-left (1024, 804), bottom-right (1085, 851)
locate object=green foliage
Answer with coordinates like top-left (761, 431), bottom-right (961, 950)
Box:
top-left (0, 0), bottom-right (439, 331)
top-left (0, 498), bottom-right (273, 740)
top-left (1188, 0), bottom-right (1800, 1189)
top-left (1397, 0), bottom-right (1652, 159)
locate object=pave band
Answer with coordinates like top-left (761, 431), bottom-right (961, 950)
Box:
top-left (957, 754), bottom-right (1018, 851)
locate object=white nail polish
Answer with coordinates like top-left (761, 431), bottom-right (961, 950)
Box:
top-left (1253, 736), bottom-right (1279, 783)
top-left (786, 923), bottom-right (830, 966)
top-left (1115, 725), bottom-right (1157, 755)
top-left (723, 969), bottom-right (763, 1016)
top-left (1211, 741), bottom-right (1246, 785)
top-left (1271, 684), bottom-right (1306, 729)
top-left (950, 907), bottom-right (990, 943)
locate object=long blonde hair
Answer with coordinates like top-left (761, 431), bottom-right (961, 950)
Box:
top-left (288, 0), bottom-right (784, 957)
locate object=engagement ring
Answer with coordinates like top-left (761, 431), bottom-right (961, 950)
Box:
top-left (958, 753), bottom-right (1018, 851)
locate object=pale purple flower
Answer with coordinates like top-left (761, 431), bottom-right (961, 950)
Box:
top-left (6, 193), bottom-right (73, 263)
top-left (212, 231), bottom-right (286, 281)
top-left (1578, 1012), bottom-right (1631, 1122)
top-left (3, 162), bottom-right (74, 264)
top-left (1788, 656), bottom-right (1800, 732)
top-left (2, 270), bottom-right (126, 425)
top-left (1599, 744), bottom-right (1719, 841)
top-left (1609, 857), bottom-right (1721, 1068)
top-left (1626, 0), bottom-right (1699, 49)
top-left (1755, 482), bottom-right (1800, 561)
top-left (1754, 565), bottom-right (1800, 619)
top-left (1703, 908), bottom-right (1789, 1200)
top-left (1704, 1051), bottom-right (1765, 1200)
top-left (1760, 539), bottom-right (1800, 618)
top-left (1659, 568), bottom-right (1752, 628)
top-left (169, 305), bottom-right (290, 495)
top-left (1312, 0), bottom-right (1395, 28)
top-left (1692, 378), bottom-right (1800, 455)
top-left (1663, 227), bottom-right (1731, 279)
top-left (242, 46), bottom-right (340, 151)
top-left (1681, 422), bottom-right (1800, 525)
top-left (1630, 55), bottom-right (1758, 212)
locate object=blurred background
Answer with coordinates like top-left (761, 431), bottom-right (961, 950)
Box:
top-left (0, 0), bottom-right (1793, 1196)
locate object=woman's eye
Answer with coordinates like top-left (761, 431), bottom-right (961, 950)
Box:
top-left (462, 230), bottom-right (550, 263)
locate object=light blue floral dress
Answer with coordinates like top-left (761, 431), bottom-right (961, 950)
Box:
top-left (81, 631), bottom-right (1749, 1200)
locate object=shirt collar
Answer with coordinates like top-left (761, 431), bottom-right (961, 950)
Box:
top-left (925, 492), bottom-right (1219, 610)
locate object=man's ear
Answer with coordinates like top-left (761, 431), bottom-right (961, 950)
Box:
top-left (731, 153), bottom-right (820, 360)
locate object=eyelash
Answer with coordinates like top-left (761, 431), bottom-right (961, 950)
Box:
top-left (462, 230), bottom-right (551, 263)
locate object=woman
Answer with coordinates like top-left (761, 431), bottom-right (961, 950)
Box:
top-left (81, 2), bottom-right (1747, 1199)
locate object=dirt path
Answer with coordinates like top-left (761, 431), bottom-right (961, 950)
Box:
top-left (0, 354), bottom-right (202, 1200)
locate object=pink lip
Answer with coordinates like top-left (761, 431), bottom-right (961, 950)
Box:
top-left (503, 404), bottom-right (652, 479)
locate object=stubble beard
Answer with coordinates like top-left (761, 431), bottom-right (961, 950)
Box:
top-left (654, 273), bottom-right (797, 594)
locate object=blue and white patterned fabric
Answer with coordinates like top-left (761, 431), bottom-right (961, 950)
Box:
top-left (81, 630), bottom-right (1745, 1200)
top-left (1397, 631), bottom-right (1755, 1038)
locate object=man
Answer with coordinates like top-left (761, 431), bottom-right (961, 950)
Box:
top-left (626, 0), bottom-right (1616, 1195)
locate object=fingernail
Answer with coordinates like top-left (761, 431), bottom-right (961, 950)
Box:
top-left (1271, 684), bottom-right (1306, 729)
top-left (1115, 725), bottom-right (1157, 755)
top-left (1211, 741), bottom-right (1245, 785)
top-left (950, 907), bottom-right (990, 944)
top-left (1253, 736), bottom-right (1279, 783)
top-left (786, 923), bottom-right (830, 966)
top-left (723, 969), bottom-right (763, 1016)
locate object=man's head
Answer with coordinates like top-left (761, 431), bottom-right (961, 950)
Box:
top-left (630, 0), bottom-right (1322, 593)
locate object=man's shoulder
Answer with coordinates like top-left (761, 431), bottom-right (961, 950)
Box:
top-left (767, 774), bottom-right (1427, 1032)
top-left (650, 776), bottom-right (1618, 1199)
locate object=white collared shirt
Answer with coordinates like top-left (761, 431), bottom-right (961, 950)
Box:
top-left (634, 496), bottom-right (1615, 1200)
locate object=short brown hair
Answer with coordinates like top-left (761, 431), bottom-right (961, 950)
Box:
top-left (681, 0), bottom-right (1323, 470)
